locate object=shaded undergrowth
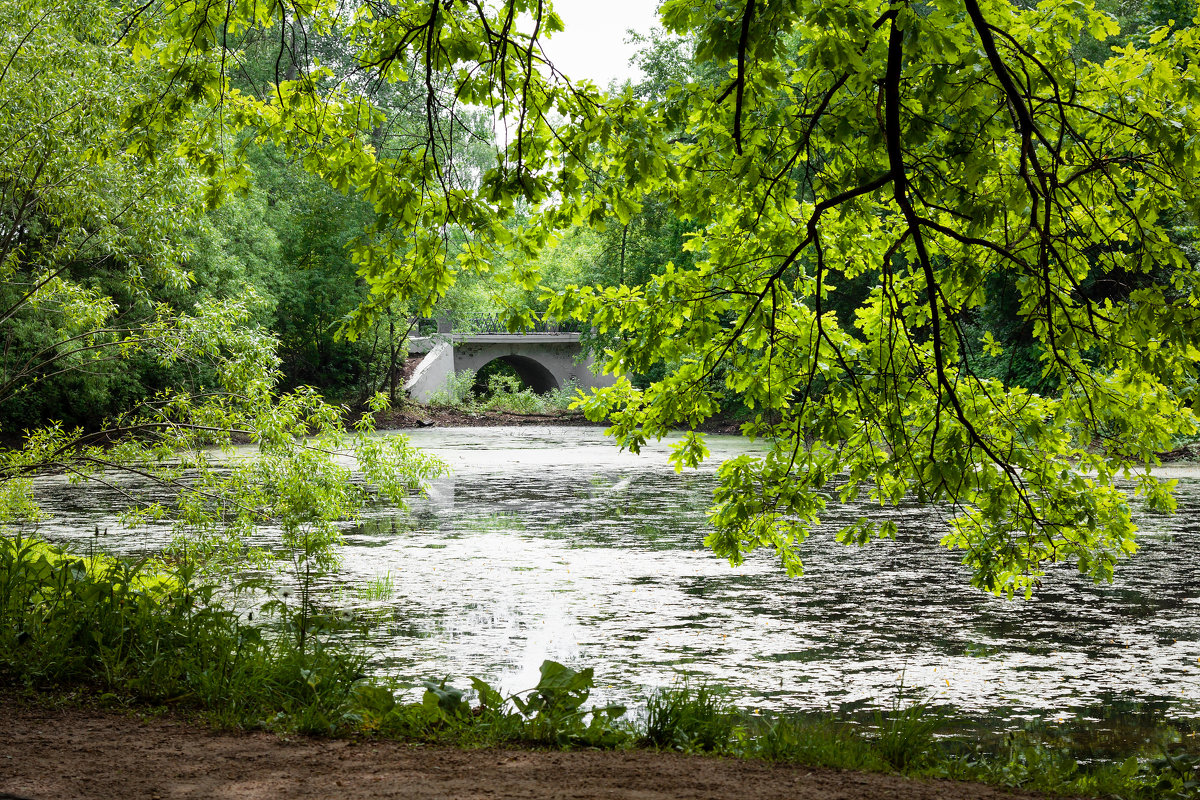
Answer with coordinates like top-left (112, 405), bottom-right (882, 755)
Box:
top-left (2, 534), bottom-right (1197, 799)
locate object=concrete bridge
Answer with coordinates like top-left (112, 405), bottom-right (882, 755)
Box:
top-left (404, 319), bottom-right (615, 403)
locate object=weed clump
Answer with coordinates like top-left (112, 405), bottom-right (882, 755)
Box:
top-left (642, 682), bottom-right (734, 752)
top-left (875, 700), bottom-right (944, 770)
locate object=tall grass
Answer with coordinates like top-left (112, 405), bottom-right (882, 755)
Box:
top-left (358, 571), bottom-right (395, 601)
top-left (751, 715), bottom-right (885, 771)
top-left (875, 699), bottom-right (944, 770)
top-left (642, 682), bottom-right (735, 752)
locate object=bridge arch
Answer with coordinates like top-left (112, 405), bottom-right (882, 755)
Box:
top-left (404, 332), bottom-right (615, 403)
top-left (476, 354), bottom-right (560, 394)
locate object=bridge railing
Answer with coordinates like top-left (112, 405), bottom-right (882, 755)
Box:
top-left (413, 314), bottom-right (584, 335)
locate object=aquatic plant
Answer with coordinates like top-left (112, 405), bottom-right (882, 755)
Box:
top-left (358, 572), bottom-right (396, 602)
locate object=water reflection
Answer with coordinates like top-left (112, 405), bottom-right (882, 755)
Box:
top-left (29, 425), bottom-right (1200, 729)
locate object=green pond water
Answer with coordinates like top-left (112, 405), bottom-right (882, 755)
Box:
top-left (32, 426), bottom-right (1200, 741)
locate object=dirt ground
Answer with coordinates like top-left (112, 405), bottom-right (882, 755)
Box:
top-left (0, 695), bottom-right (1053, 800)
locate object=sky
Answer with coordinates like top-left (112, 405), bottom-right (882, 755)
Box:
top-left (537, 0), bottom-right (663, 88)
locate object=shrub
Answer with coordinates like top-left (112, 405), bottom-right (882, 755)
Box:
top-left (427, 369), bottom-right (479, 409)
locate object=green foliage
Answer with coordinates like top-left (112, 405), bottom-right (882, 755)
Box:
top-left (0, 534), bottom-right (364, 732)
top-left (0, 0), bottom-right (212, 433)
top-left (501, 660), bottom-right (623, 746)
top-left (482, 381), bottom-right (544, 414)
top-left (751, 715), bottom-right (885, 770)
top-left (642, 682), bottom-right (737, 752)
top-left (358, 572), bottom-right (396, 602)
top-left (0, 0), bottom-right (452, 578)
top-left (931, 730), bottom-right (1200, 799)
top-left (245, 147), bottom-right (387, 400)
top-left (939, 739), bottom-right (1091, 793)
top-left (340, 660), bottom-right (627, 748)
top-left (427, 369), bottom-right (480, 410)
top-left (1140, 749), bottom-right (1200, 799)
top-left (427, 364), bottom-right (581, 414)
top-left (0, 0), bottom-right (447, 562)
top-left (478, 369), bottom-right (580, 414)
top-left (539, 0), bottom-right (1200, 596)
top-left (874, 701), bottom-right (944, 771)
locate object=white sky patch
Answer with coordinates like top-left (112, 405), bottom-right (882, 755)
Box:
top-left (538, 0), bottom-right (663, 88)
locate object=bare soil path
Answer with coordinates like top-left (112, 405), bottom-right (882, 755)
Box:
top-left (0, 695), bottom-right (1052, 800)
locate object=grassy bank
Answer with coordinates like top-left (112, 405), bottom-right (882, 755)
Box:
top-left (2, 534), bottom-right (1196, 799)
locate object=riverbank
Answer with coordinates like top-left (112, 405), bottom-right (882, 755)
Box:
top-left (372, 404), bottom-right (601, 429)
top-left (370, 403), bottom-right (1200, 448)
top-left (0, 692), bottom-right (1041, 800)
top-left (369, 404), bottom-right (750, 435)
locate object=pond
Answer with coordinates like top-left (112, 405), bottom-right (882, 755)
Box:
top-left (31, 425), bottom-right (1200, 739)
